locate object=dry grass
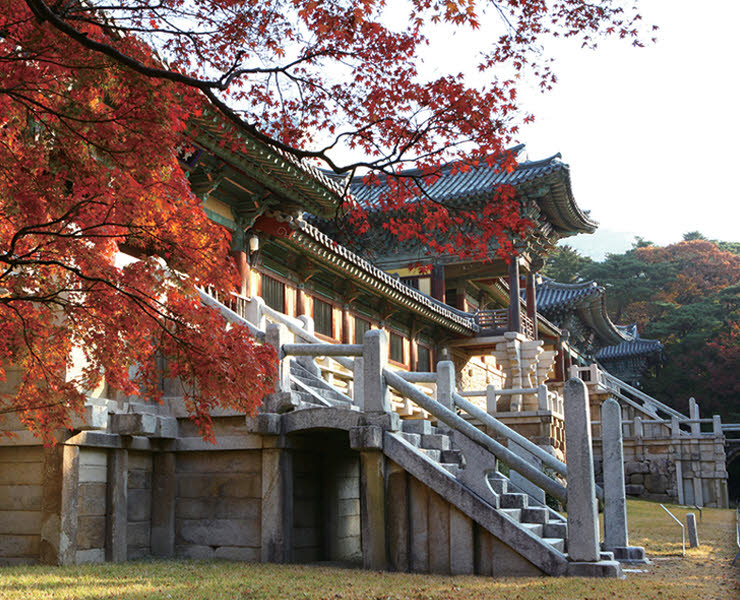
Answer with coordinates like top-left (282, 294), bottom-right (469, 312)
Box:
top-left (0, 499), bottom-right (737, 600)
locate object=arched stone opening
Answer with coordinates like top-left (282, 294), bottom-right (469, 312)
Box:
top-left (288, 429), bottom-right (362, 565)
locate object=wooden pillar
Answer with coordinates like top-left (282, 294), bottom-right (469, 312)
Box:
top-left (431, 263), bottom-right (445, 303)
top-left (341, 305), bottom-right (351, 344)
top-left (526, 270), bottom-right (538, 339)
top-left (554, 337), bottom-right (565, 382)
top-left (296, 285), bottom-right (307, 317)
top-left (507, 259), bottom-right (521, 333)
top-left (230, 250), bottom-right (250, 297)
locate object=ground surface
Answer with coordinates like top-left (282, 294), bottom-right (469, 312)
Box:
top-left (0, 499), bottom-right (737, 599)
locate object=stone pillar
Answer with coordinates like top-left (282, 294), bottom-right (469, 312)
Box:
top-left (386, 461), bottom-right (409, 572)
top-left (507, 259), bottom-right (521, 334)
top-left (266, 322), bottom-right (291, 393)
top-left (525, 270), bottom-right (538, 340)
top-left (360, 450), bottom-right (387, 570)
top-left (261, 446), bottom-right (293, 563)
top-left (686, 513), bottom-right (699, 548)
top-left (431, 263), bottom-right (445, 302)
top-left (105, 448), bottom-right (128, 562)
top-left (689, 398), bottom-right (701, 436)
top-left (40, 442), bottom-right (79, 565)
top-left (564, 378), bottom-right (600, 562)
top-left (602, 398), bottom-right (628, 550)
top-left (363, 330), bottom-right (390, 413)
top-left (151, 451), bottom-right (176, 557)
top-left (353, 356), bottom-right (364, 410)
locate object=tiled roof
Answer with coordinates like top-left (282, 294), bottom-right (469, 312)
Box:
top-left (536, 278), bottom-right (631, 346)
top-left (537, 279), bottom-right (603, 311)
top-left (596, 337), bottom-right (663, 360)
top-left (290, 220), bottom-right (478, 333)
top-left (349, 146), bottom-right (598, 237)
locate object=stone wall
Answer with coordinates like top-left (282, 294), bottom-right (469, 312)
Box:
top-left (175, 450), bottom-right (262, 561)
top-left (0, 445), bottom-right (44, 565)
top-left (127, 451), bottom-right (152, 559)
top-left (76, 449), bottom-right (108, 563)
top-left (386, 465), bottom-right (542, 576)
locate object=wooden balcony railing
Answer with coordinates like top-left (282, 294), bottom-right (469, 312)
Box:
top-left (473, 309), bottom-right (536, 339)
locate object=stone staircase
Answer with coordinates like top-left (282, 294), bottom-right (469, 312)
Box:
top-left (289, 360), bottom-right (354, 408)
top-left (397, 419), bottom-right (569, 555)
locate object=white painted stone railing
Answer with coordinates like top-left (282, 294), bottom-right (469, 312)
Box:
top-left (459, 384), bottom-right (563, 416)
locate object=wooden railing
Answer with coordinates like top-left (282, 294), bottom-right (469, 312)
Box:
top-left (473, 309), bottom-right (536, 339)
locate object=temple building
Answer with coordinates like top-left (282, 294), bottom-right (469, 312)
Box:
top-left (0, 115), bottom-right (730, 574)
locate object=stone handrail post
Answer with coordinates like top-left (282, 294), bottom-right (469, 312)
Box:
top-left (266, 322), bottom-right (291, 393)
top-left (296, 315), bottom-right (320, 376)
top-left (602, 398), bottom-right (628, 550)
top-left (362, 330), bottom-right (389, 413)
top-left (486, 384), bottom-right (497, 414)
top-left (436, 361), bottom-right (455, 412)
top-left (689, 398), bottom-right (701, 435)
top-left (246, 295), bottom-right (266, 330)
top-left (713, 415), bottom-right (723, 436)
top-left (537, 384), bottom-right (548, 411)
top-left (564, 378), bottom-right (600, 562)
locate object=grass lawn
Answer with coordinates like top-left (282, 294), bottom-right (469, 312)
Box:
top-left (1, 499), bottom-right (737, 600)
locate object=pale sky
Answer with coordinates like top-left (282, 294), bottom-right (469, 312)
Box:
top-left (409, 0), bottom-right (740, 259)
top-left (515, 0), bottom-right (740, 258)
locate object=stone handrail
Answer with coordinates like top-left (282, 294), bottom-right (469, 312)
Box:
top-left (198, 287), bottom-right (266, 341)
top-left (600, 370), bottom-right (688, 421)
top-left (382, 368), bottom-right (568, 503)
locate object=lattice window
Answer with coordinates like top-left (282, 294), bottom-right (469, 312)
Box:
top-left (262, 275), bottom-right (285, 313)
top-left (354, 317), bottom-right (371, 343)
top-left (390, 332), bottom-right (404, 364)
top-left (313, 298), bottom-right (333, 337)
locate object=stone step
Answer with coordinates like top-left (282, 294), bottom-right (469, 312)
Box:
top-left (499, 508), bottom-right (522, 522)
top-left (420, 433), bottom-right (450, 451)
top-left (401, 419), bottom-right (434, 435)
top-left (439, 449), bottom-right (463, 466)
top-left (521, 507), bottom-right (549, 524)
top-left (544, 538), bottom-right (566, 553)
top-left (543, 522), bottom-right (567, 539)
top-left (439, 463), bottom-right (461, 476)
top-left (520, 523), bottom-right (544, 537)
top-left (400, 432), bottom-right (421, 447)
top-left (487, 476), bottom-right (508, 495)
top-left (422, 449), bottom-right (442, 462)
top-left (500, 493), bottom-right (528, 509)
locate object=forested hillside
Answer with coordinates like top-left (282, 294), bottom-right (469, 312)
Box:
top-left (543, 234), bottom-right (740, 421)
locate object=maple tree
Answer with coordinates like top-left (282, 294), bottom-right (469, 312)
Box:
top-left (1, 0), bottom-right (650, 439)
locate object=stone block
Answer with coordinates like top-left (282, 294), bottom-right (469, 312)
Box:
top-left (176, 473), bottom-right (261, 499)
top-left (128, 470), bottom-right (152, 490)
top-left (427, 490), bottom-right (450, 573)
top-left (245, 413), bottom-right (281, 435)
top-left (110, 413), bottom-right (158, 437)
top-left (261, 392), bottom-right (299, 414)
top-left (490, 537), bottom-right (543, 577)
top-left (176, 450), bottom-right (261, 475)
top-left (76, 516), bottom-right (105, 550)
top-left (0, 534), bottom-right (39, 556)
top-left (214, 546), bottom-right (261, 561)
top-left (156, 417), bottom-right (178, 439)
top-left (127, 521), bottom-right (150, 547)
top-left (625, 461), bottom-right (650, 475)
top-left (75, 548), bottom-right (105, 564)
top-left (176, 518), bottom-right (261, 547)
top-left (0, 485), bottom-right (41, 510)
top-left (0, 462), bottom-right (43, 485)
top-left (566, 560), bottom-right (622, 578)
top-left (77, 483), bottom-right (106, 517)
top-left (644, 473), bottom-right (668, 494)
top-left (127, 489), bottom-right (152, 522)
top-left (0, 446), bottom-right (43, 463)
top-left (449, 506), bottom-right (474, 575)
top-left (176, 497), bottom-right (260, 521)
top-left (625, 484), bottom-right (645, 496)
top-left (349, 426), bottom-right (383, 451)
top-left (0, 511), bottom-right (41, 535)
